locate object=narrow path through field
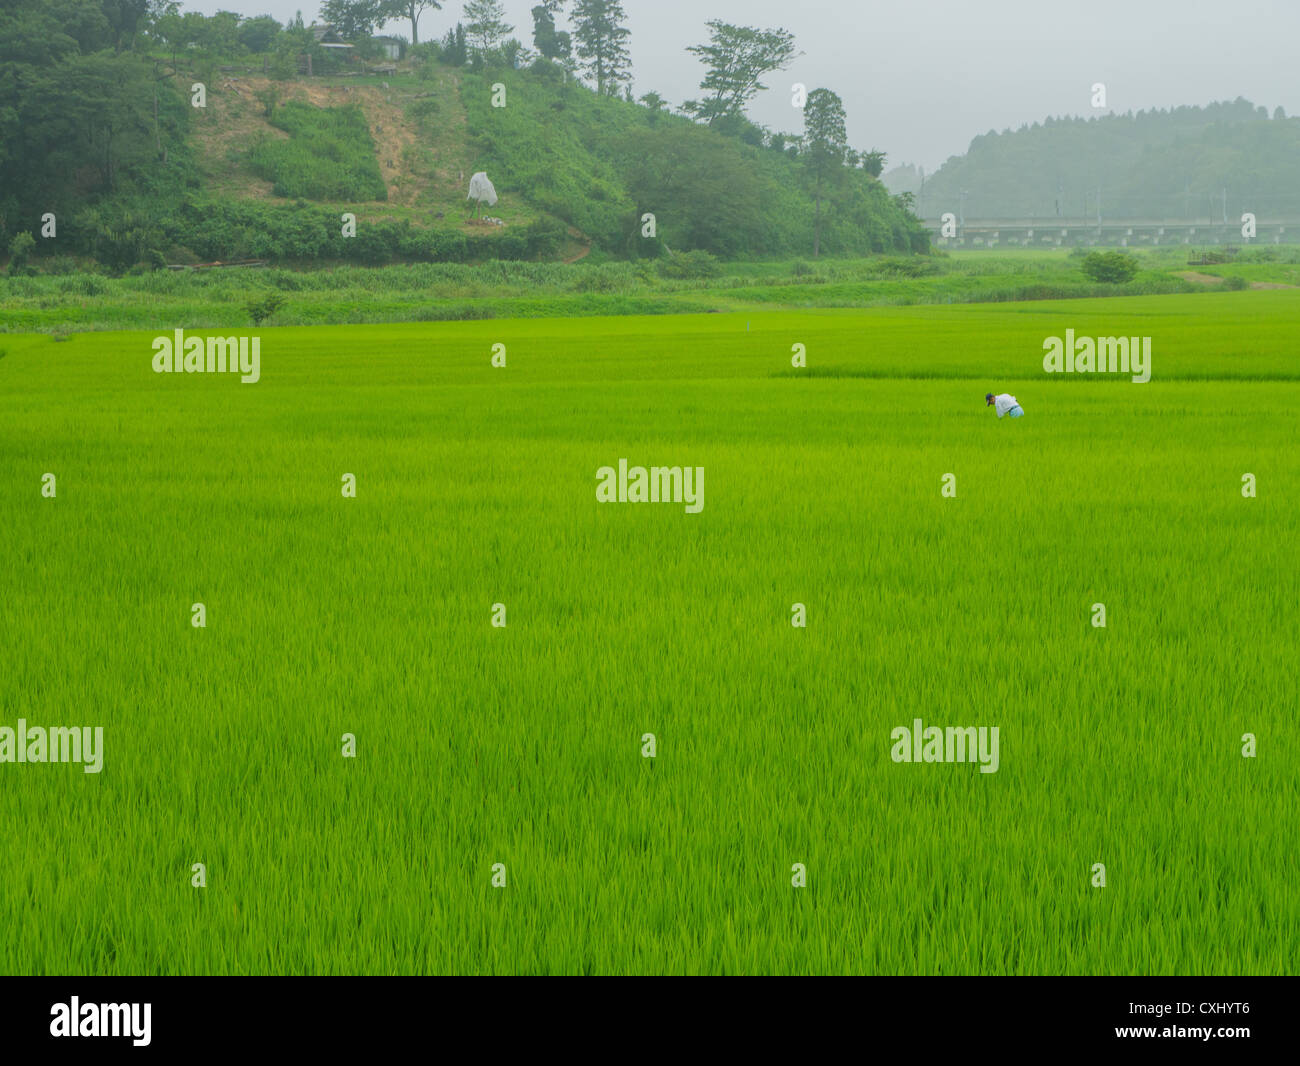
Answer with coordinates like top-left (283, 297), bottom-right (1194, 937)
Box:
top-left (1177, 270), bottom-right (1297, 290)
top-left (562, 226), bottom-right (592, 264)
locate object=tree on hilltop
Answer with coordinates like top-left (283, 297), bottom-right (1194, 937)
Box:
top-left (571, 0), bottom-right (631, 96)
top-left (685, 21), bottom-right (798, 126)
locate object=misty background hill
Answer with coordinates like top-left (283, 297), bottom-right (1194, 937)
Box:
top-left (884, 99), bottom-right (1300, 221)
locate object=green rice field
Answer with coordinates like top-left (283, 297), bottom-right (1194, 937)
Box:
top-left (2, 290), bottom-right (1297, 974)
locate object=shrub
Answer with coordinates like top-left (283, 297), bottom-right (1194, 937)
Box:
top-left (255, 85), bottom-right (280, 118)
top-left (42, 256), bottom-right (78, 275)
top-left (493, 233), bottom-right (528, 260)
top-left (868, 256), bottom-right (939, 278)
top-left (658, 249), bottom-right (720, 279)
top-left (1222, 273), bottom-right (1250, 290)
top-left (398, 228), bottom-right (437, 262)
top-left (1080, 250), bottom-right (1139, 282)
top-left (410, 98), bottom-right (440, 126)
top-left (7, 231), bottom-right (35, 274)
top-left (442, 232), bottom-right (472, 262)
top-left (73, 209), bottom-right (161, 273)
top-left (524, 218), bottom-right (567, 259)
top-left (267, 48), bottom-right (297, 80)
top-left (528, 57), bottom-right (566, 84)
top-left (246, 292), bottom-right (285, 325)
top-left (351, 224), bottom-right (399, 265)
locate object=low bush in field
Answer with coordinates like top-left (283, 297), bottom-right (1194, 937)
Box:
top-left (658, 249), bottom-right (720, 279)
top-left (1081, 250), bottom-right (1140, 282)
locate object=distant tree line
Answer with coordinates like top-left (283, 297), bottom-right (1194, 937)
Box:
top-left (913, 99), bottom-right (1300, 219)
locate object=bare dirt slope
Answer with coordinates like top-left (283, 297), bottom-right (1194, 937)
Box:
top-left (187, 72), bottom-right (474, 212)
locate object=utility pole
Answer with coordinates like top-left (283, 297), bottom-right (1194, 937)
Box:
top-left (959, 188), bottom-right (967, 228)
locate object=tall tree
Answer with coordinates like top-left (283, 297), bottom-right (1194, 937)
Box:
top-left (463, 0), bottom-right (512, 54)
top-left (195, 10), bottom-right (241, 54)
top-left (685, 21), bottom-right (798, 126)
top-left (619, 124), bottom-right (762, 256)
top-left (101, 0), bottom-right (153, 53)
top-left (439, 21), bottom-right (468, 65)
top-left (640, 91), bottom-right (667, 124)
top-left (321, 0), bottom-right (384, 41)
top-left (236, 14), bottom-right (283, 53)
top-left (531, 3), bottom-right (571, 62)
top-left (152, 8), bottom-right (194, 67)
top-left (380, 0), bottom-right (441, 46)
top-left (570, 0), bottom-right (630, 96)
top-left (858, 148), bottom-right (886, 178)
top-left (803, 88), bottom-right (847, 257)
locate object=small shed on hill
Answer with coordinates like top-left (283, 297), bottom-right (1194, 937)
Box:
top-left (372, 36), bottom-right (406, 61)
top-left (302, 24), bottom-right (357, 75)
top-left (309, 24), bottom-right (357, 56)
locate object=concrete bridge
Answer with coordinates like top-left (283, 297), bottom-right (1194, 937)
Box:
top-left (920, 217), bottom-right (1300, 248)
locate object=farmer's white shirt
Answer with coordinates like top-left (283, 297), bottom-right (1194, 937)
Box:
top-left (993, 393), bottom-right (1020, 418)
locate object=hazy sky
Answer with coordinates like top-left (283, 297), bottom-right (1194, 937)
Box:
top-left (188, 0), bottom-right (1300, 172)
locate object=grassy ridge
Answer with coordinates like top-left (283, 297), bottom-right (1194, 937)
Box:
top-left (2, 298), bottom-right (1297, 974)
top-left (459, 66), bottom-right (926, 256)
top-left (0, 251), bottom-right (1238, 334)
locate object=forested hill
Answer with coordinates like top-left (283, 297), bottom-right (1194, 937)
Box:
top-left (0, 0), bottom-right (926, 271)
top-left (458, 66), bottom-right (925, 259)
top-left (893, 99), bottom-right (1300, 221)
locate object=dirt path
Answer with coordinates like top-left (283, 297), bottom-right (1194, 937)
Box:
top-left (562, 226), bottom-right (592, 264)
top-left (1178, 270), bottom-right (1297, 290)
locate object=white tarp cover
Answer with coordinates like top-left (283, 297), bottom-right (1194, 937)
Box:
top-left (467, 172), bottom-right (498, 206)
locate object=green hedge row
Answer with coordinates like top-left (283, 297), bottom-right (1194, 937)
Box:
top-left (54, 201), bottom-right (569, 269)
